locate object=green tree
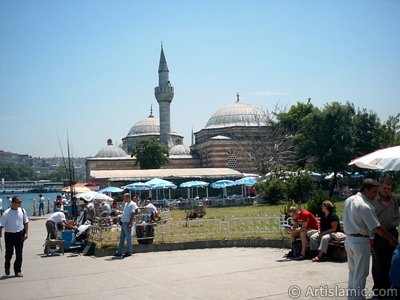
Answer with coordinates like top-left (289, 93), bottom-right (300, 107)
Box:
top-left (278, 99), bottom-right (317, 167)
top-left (47, 165), bottom-right (70, 182)
top-left (296, 102), bottom-right (355, 195)
top-left (351, 108), bottom-right (386, 158)
top-left (132, 137), bottom-right (169, 169)
top-left (0, 162), bottom-right (37, 181)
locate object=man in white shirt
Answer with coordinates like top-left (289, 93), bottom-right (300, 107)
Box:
top-left (115, 193), bottom-right (138, 258)
top-left (343, 178), bottom-right (398, 300)
top-left (0, 196), bottom-right (29, 277)
top-left (46, 211), bottom-right (77, 240)
top-left (145, 200), bottom-right (160, 222)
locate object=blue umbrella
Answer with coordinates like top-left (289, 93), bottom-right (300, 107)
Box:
top-left (211, 180), bottom-right (236, 189)
top-left (180, 180), bottom-right (209, 188)
top-left (145, 178), bottom-right (174, 186)
top-left (235, 177), bottom-right (256, 187)
top-left (99, 186), bottom-right (124, 193)
top-left (151, 182), bottom-right (177, 190)
top-left (122, 182), bottom-right (152, 191)
top-left (180, 180), bottom-right (209, 198)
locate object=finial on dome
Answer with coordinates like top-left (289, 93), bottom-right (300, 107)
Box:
top-left (149, 104), bottom-right (154, 117)
top-left (107, 138), bottom-right (113, 145)
top-left (236, 92), bottom-right (240, 102)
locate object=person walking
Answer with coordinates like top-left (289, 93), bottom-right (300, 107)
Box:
top-left (115, 193), bottom-right (137, 258)
top-left (343, 178), bottom-right (398, 300)
top-left (371, 177), bottom-right (399, 298)
top-left (0, 196), bottom-right (29, 277)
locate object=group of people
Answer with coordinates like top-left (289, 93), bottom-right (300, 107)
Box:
top-left (285, 177), bottom-right (399, 299)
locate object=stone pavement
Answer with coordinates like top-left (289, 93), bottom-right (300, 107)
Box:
top-left (0, 217), bottom-right (376, 300)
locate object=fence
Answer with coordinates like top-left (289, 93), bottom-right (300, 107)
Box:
top-left (89, 215), bottom-right (284, 247)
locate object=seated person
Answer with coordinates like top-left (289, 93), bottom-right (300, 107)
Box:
top-left (101, 201), bottom-right (112, 217)
top-left (286, 206), bottom-right (319, 260)
top-left (310, 200), bottom-right (341, 262)
top-left (145, 200), bottom-right (160, 222)
top-left (46, 210), bottom-right (77, 240)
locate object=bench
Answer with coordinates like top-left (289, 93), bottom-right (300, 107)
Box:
top-left (282, 216), bottom-right (347, 261)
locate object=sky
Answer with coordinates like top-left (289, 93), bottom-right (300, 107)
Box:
top-left (1, 0), bottom-right (399, 158)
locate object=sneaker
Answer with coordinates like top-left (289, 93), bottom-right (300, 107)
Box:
top-left (5, 269), bottom-right (10, 276)
top-left (113, 252), bottom-right (122, 257)
top-left (295, 255), bottom-right (306, 261)
top-left (15, 273), bottom-right (23, 277)
top-left (122, 253), bottom-right (132, 258)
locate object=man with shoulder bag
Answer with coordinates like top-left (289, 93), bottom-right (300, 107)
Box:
top-left (0, 196), bottom-right (29, 277)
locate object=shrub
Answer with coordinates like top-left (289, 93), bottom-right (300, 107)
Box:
top-left (259, 178), bottom-right (286, 204)
top-left (306, 191), bottom-right (335, 218)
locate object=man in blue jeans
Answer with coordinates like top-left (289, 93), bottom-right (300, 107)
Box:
top-left (115, 193), bottom-right (138, 258)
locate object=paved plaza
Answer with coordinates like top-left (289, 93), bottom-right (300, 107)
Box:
top-left (0, 217), bottom-right (376, 300)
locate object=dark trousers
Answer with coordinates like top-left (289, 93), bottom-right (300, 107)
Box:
top-left (39, 203), bottom-right (45, 216)
top-left (46, 220), bottom-right (57, 239)
top-left (4, 231), bottom-right (25, 274)
top-left (372, 228), bottom-right (399, 295)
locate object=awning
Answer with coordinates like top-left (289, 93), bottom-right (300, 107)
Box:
top-left (90, 168), bottom-right (243, 182)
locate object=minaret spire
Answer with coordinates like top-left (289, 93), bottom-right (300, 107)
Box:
top-left (236, 92), bottom-right (240, 102)
top-left (155, 44), bottom-right (174, 146)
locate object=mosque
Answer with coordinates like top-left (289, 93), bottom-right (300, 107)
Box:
top-left (86, 46), bottom-right (270, 184)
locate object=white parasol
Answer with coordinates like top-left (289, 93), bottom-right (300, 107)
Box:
top-left (349, 145), bottom-right (400, 171)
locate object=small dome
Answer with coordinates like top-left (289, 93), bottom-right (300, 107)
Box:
top-left (205, 101), bottom-right (268, 129)
top-left (96, 139), bottom-right (127, 158)
top-left (169, 144), bottom-right (191, 155)
top-left (126, 115), bottom-right (160, 137)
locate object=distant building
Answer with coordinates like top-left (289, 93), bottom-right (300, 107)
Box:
top-left (86, 46), bottom-right (270, 184)
top-left (0, 150), bottom-right (32, 165)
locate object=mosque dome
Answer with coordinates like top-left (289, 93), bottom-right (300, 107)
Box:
top-left (126, 115), bottom-right (160, 137)
top-left (169, 144), bottom-right (191, 155)
top-left (205, 99), bottom-right (268, 129)
top-left (95, 139), bottom-right (127, 158)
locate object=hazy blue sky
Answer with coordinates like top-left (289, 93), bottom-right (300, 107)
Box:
top-left (1, 0), bottom-right (399, 158)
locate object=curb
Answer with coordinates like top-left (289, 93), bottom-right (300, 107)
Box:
top-left (94, 239), bottom-right (291, 257)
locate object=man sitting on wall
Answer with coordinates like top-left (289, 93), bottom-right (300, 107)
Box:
top-left (285, 206), bottom-right (319, 260)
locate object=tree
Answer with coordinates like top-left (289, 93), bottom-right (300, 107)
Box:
top-left (278, 99), bottom-right (317, 167)
top-left (0, 162), bottom-right (37, 181)
top-left (296, 102), bottom-right (355, 195)
top-left (46, 165), bottom-right (70, 182)
top-left (237, 106), bottom-right (297, 175)
top-left (132, 137), bottom-right (169, 169)
top-left (351, 108), bottom-right (386, 158)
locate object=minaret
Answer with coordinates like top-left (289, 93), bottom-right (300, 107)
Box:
top-left (155, 44), bottom-right (174, 146)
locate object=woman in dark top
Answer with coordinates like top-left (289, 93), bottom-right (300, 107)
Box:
top-left (310, 200), bottom-right (340, 262)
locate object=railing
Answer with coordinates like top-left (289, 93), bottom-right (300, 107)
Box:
top-left (89, 215), bottom-right (284, 247)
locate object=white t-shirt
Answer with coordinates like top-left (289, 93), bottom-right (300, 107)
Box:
top-left (0, 198), bottom-right (3, 210)
top-left (146, 203), bottom-right (158, 214)
top-left (0, 207), bottom-right (29, 233)
top-left (47, 212), bottom-right (66, 224)
top-left (39, 196), bottom-right (45, 204)
top-left (120, 201), bottom-right (138, 222)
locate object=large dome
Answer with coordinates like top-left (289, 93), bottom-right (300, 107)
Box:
top-left (126, 115), bottom-right (160, 137)
top-left (95, 139), bottom-right (127, 158)
top-left (205, 101), bottom-right (268, 129)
